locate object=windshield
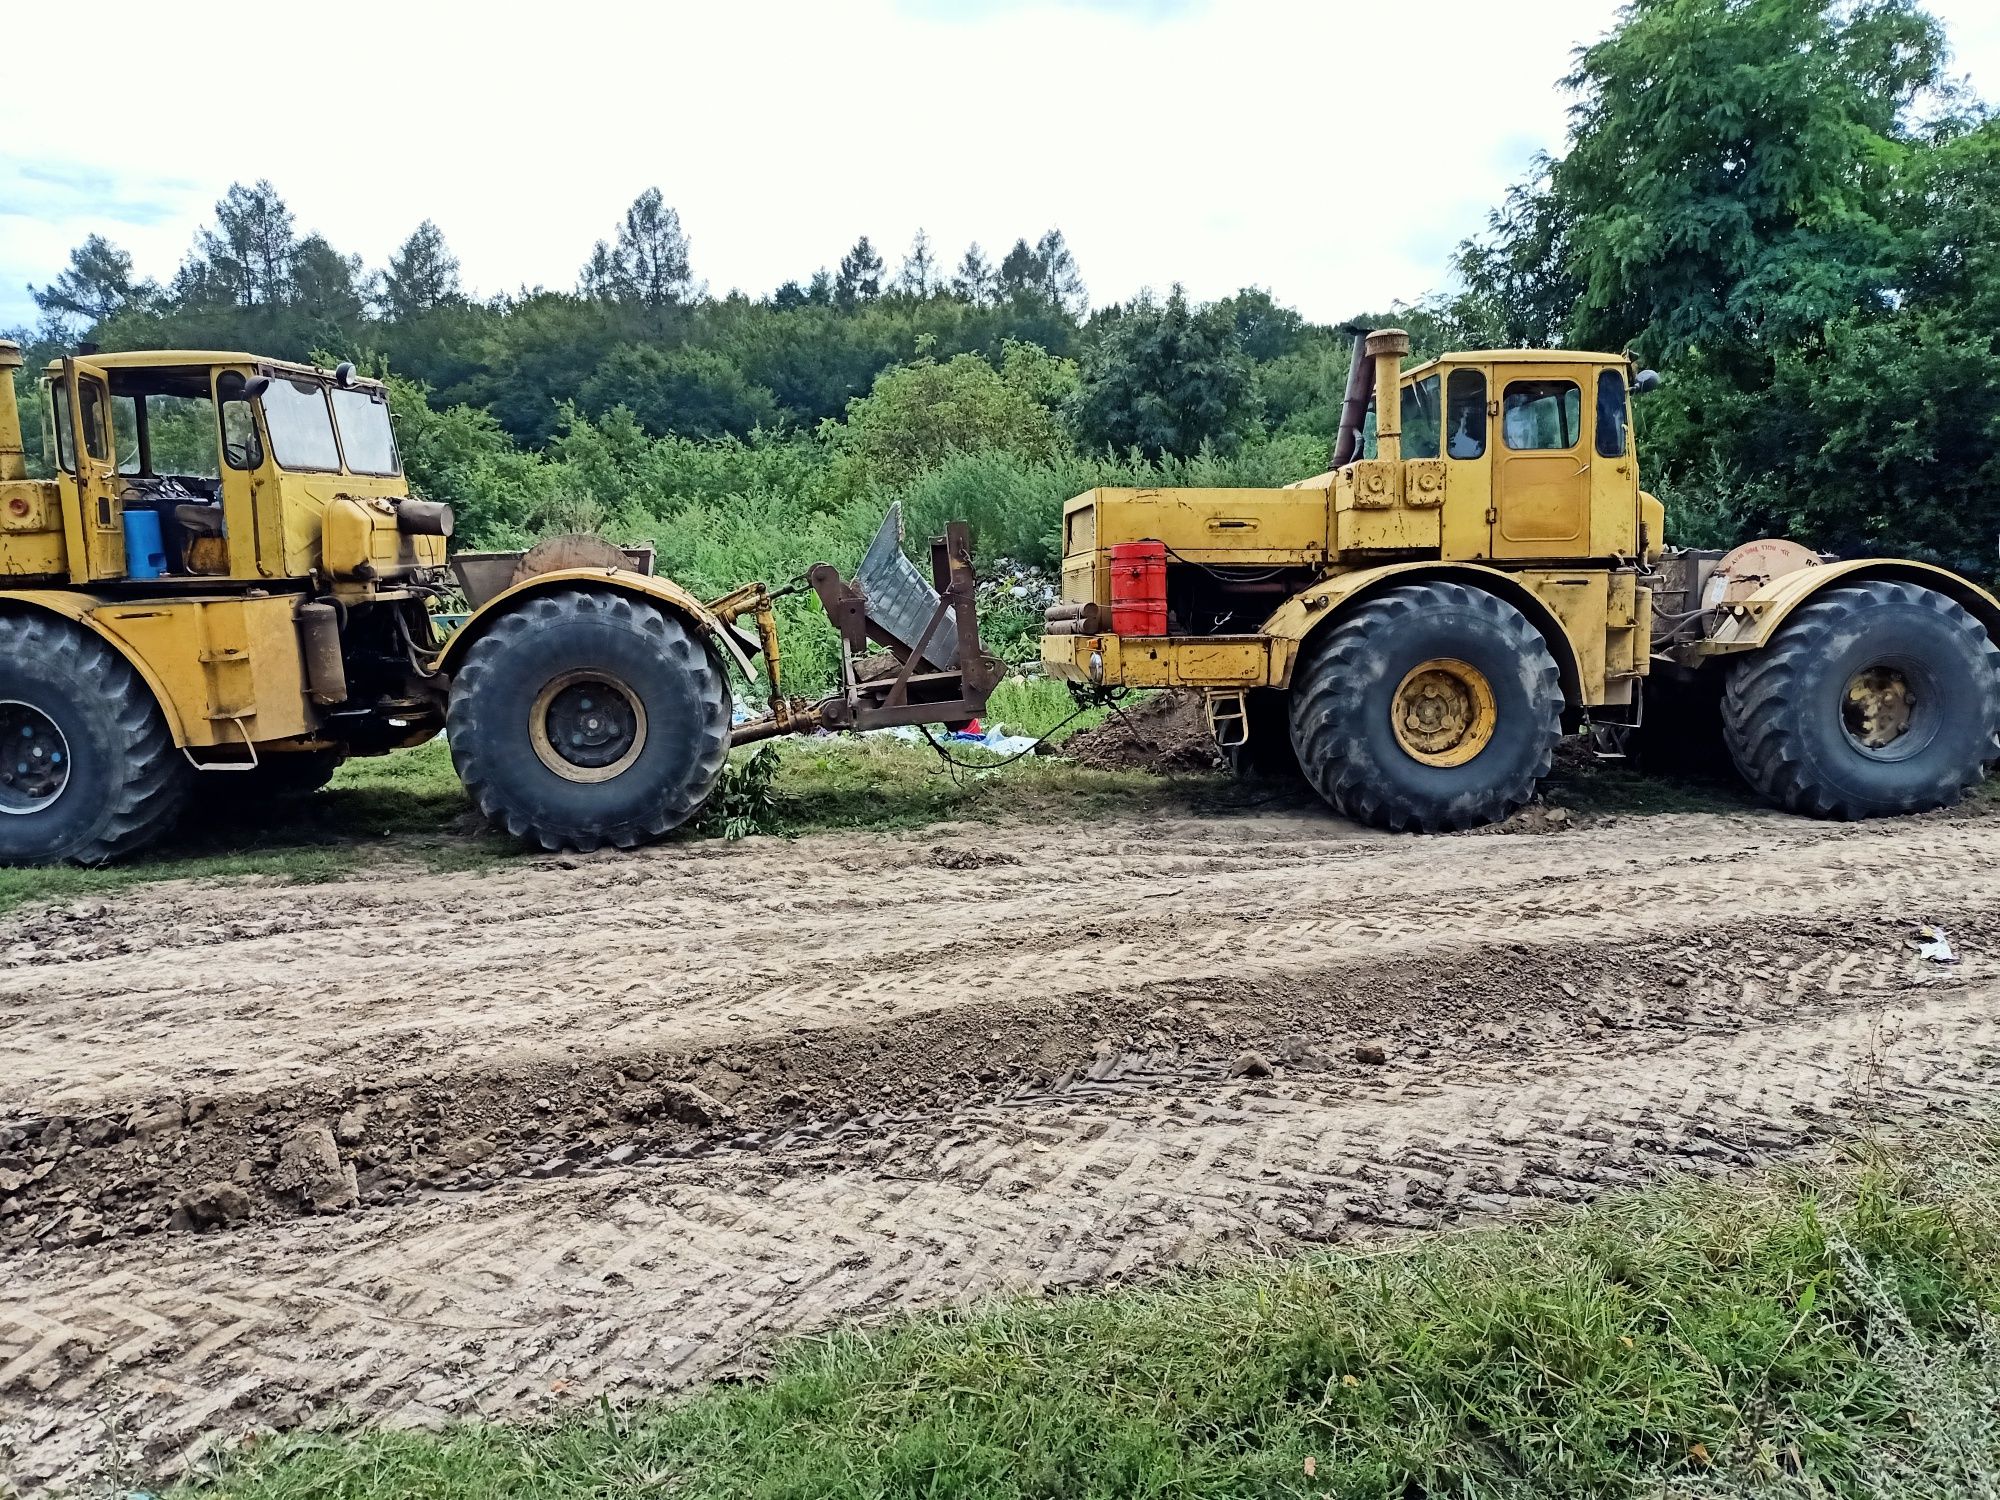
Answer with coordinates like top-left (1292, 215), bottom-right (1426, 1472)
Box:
top-left (332, 386), bottom-right (399, 476)
top-left (261, 378), bottom-right (342, 472)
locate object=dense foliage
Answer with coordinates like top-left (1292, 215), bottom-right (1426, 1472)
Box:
top-left (1456, 0), bottom-right (2000, 567)
top-left (9, 0), bottom-right (1997, 648)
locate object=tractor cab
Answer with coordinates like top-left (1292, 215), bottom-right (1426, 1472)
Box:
top-left (1358, 349), bottom-right (1651, 563)
top-left (31, 351), bottom-right (445, 594)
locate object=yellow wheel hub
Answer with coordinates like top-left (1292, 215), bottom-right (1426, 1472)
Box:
top-left (1842, 665), bottom-right (1914, 751)
top-left (1390, 658), bottom-right (1497, 767)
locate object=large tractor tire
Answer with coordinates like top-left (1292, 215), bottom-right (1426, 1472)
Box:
top-left (1721, 580), bottom-right (2000, 819)
top-left (0, 614), bottom-right (190, 865)
top-left (1288, 582), bottom-right (1564, 832)
top-left (447, 589), bottom-right (731, 852)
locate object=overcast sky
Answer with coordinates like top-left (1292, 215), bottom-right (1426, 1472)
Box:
top-left (4, 0), bottom-right (1998, 333)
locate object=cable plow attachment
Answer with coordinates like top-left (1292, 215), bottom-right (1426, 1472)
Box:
top-left (714, 503), bottom-right (1004, 746)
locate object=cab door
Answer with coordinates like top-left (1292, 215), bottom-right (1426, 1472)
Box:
top-left (54, 357), bottom-right (125, 582)
top-left (1490, 368), bottom-right (1590, 559)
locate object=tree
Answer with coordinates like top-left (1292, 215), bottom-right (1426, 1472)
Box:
top-left (994, 229), bottom-right (1086, 314)
top-left (184, 180), bottom-right (297, 307)
top-left (1460, 0), bottom-right (1949, 362)
top-left (1070, 286), bottom-right (1259, 459)
top-left (896, 229), bottom-right (938, 296)
top-left (289, 234), bottom-right (368, 324)
top-left (29, 235), bottom-right (146, 332)
top-left (1456, 0), bottom-right (1999, 568)
top-left (1211, 287), bottom-right (1305, 363)
top-left (580, 188), bottom-right (695, 306)
top-left (382, 220), bottom-right (462, 319)
top-left (827, 341), bottom-right (1074, 487)
top-left (834, 236), bottom-right (885, 308)
top-left (952, 243), bottom-right (995, 304)
top-left (579, 344), bottom-right (779, 440)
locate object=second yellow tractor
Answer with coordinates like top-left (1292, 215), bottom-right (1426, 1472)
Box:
top-left (1042, 329), bottom-right (2000, 829)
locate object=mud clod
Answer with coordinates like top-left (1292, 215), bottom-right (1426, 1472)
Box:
top-left (659, 1083), bottom-right (728, 1127)
top-left (169, 1180), bottom-right (252, 1232)
top-left (270, 1123), bottom-right (358, 1213)
top-left (126, 1099), bottom-right (183, 1137)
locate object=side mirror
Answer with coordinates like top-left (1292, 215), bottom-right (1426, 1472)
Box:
top-left (1633, 369), bottom-right (1662, 394)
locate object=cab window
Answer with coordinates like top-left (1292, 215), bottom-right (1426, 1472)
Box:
top-left (49, 380), bottom-right (111, 471)
top-left (1400, 375), bottom-right (1441, 459)
top-left (262, 378), bottom-right (342, 472)
top-left (221, 396), bottom-right (263, 470)
top-left (1446, 369), bottom-right (1486, 459)
top-left (1595, 369), bottom-right (1629, 458)
top-left (332, 386), bottom-right (399, 476)
top-left (1502, 380), bottom-right (1582, 450)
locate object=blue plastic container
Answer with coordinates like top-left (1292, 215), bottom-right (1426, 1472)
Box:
top-left (121, 509), bottom-right (167, 580)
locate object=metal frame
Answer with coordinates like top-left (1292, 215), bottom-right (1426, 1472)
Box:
top-left (718, 520), bottom-right (1002, 746)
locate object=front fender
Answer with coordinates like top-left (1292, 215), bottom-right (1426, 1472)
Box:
top-left (1697, 558), bottom-right (2000, 655)
top-left (436, 568), bottom-right (757, 681)
top-left (1260, 561), bottom-right (1585, 710)
top-left (0, 589), bottom-right (192, 744)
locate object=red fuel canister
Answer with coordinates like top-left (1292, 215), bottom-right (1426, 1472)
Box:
top-left (1109, 540), bottom-right (1167, 636)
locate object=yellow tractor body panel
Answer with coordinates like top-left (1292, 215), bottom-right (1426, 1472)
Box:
top-left (1042, 632), bottom-right (1295, 690)
top-left (0, 589), bottom-right (316, 747)
top-left (437, 567), bottom-right (755, 681)
top-left (1695, 558), bottom-right (2000, 656)
top-left (1058, 486), bottom-right (1329, 607)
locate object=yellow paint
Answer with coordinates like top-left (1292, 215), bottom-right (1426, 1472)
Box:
top-left (1074, 486), bottom-right (1329, 563)
top-left (1696, 558), bottom-right (2000, 656)
top-left (1390, 658), bottom-right (1497, 766)
top-left (0, 350), bottom-right (457, 760)
top-left (1039, 632), bottom-right (1286, 689)
top-left (437, 567), bottom-right (754, 681)
top-left (1051, 346), bottom-right (1674, 721)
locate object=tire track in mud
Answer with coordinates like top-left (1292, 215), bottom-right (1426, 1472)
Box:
top-left (4, 810), bottom-right (1996, 1113)
top-left (3, 807), bottom-right (2000, 1490)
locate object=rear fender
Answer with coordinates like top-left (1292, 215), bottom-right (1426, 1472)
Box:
top-left (1697, 558), bottom-right (2000, 655)
top-left (1261, 561), bottom-right (1586, 716)
top-left (436, 568), bottom-right (757, 681)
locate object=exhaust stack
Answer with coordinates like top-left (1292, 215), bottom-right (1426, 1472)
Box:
top-left (0, 341), bottom-right (25, 483)
top-left (1366, 328), bottom-right (1411, 464)
top-left (1329, 330), bottom-right (1371, 468)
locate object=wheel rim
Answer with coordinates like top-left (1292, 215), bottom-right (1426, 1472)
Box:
top-left (1390, 658), bottom-right (1497, 767)
top-left (0, 701), bottom-right (71, 815)
top-left (1840, 663), bottom-right (1923, 758)
top-left (529, 670), bottom-right (648, 783)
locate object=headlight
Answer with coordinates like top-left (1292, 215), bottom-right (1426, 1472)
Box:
top-left (1088, 649), bottom-right (1104, 686)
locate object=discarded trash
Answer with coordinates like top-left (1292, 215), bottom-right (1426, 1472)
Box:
top-left (873, 722), bottom-right (1041, 757)
top-left (1910, 925), bottom-right (1957, 963)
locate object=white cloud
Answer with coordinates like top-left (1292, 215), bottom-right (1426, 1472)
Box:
top-left (3, 0), bottom-right (1996, 331)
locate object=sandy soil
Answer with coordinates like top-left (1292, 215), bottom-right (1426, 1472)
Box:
top-left (4, 801), bottom-right (1999, 1490)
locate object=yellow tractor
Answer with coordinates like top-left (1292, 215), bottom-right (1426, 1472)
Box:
top-left (1042, 329), bottom-right (2000, 829)
top-left (0, 341), bottom-right (998, 864)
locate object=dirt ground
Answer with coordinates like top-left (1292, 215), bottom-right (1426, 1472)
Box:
top-left (5, 799), bottom-right (2000, 1491)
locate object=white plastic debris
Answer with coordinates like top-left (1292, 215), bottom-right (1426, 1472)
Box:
top-left (1911, 925), bottom-right (1957, 964)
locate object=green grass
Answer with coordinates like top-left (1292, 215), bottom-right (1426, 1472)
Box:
top-left (0, 727), bottom-right (1205, 915)
top-left (0, 741), bottom-right (503, 916)
top-left (183, 1137), bottom-right (2000, 1499)
top-left (981, 674), bottom-right (1114, 741)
